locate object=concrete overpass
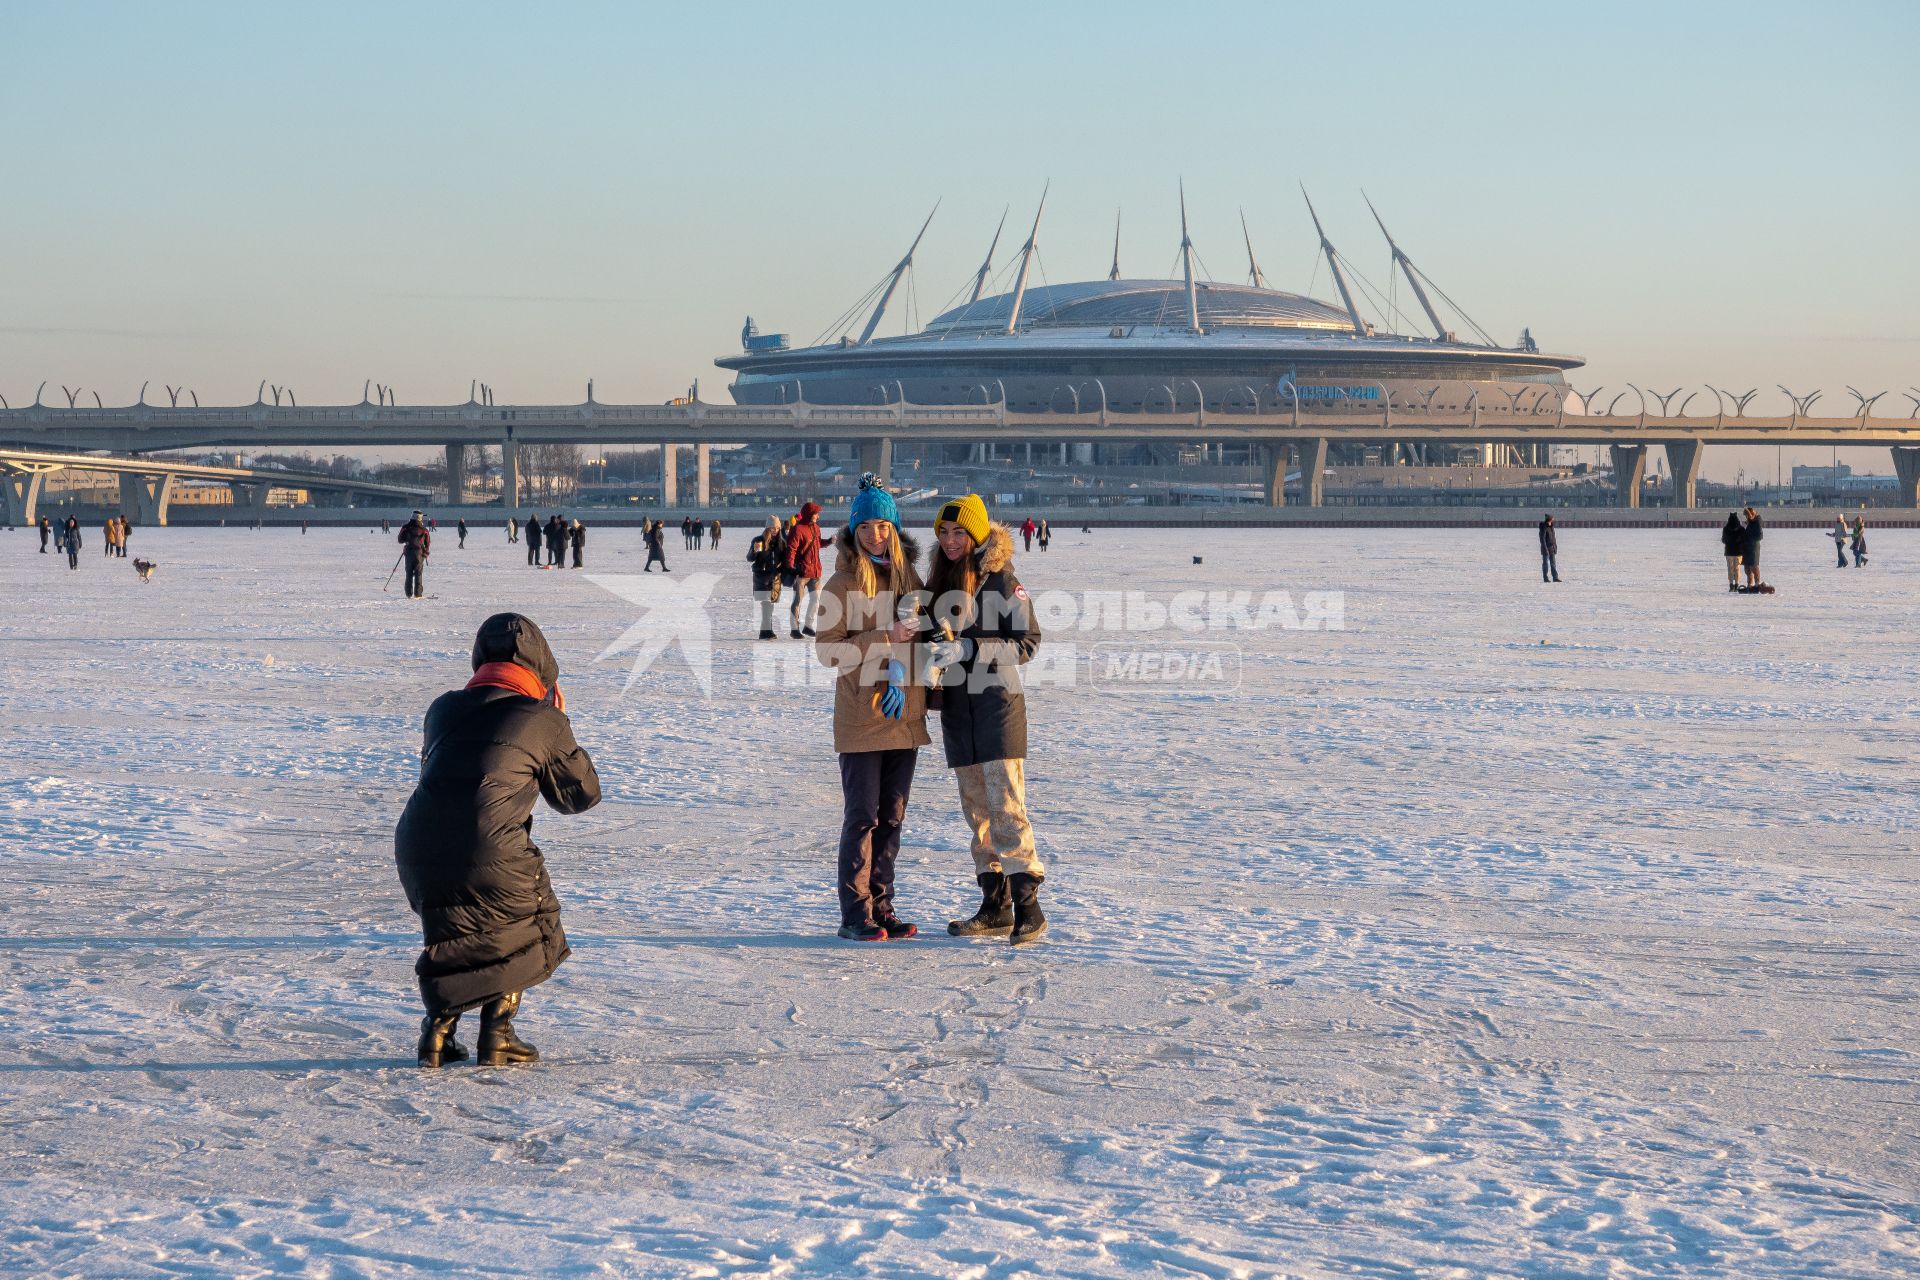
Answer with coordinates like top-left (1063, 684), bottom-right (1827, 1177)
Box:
top-left (3, 398), bottom-right (1917, 508)
top-left (0, 448), bottom-right (430, 526)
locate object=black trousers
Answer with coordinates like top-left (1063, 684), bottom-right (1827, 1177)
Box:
top-left (837, 748), bottom-right (918, 927)
top-left (527, 539), bottom-right (539, 566)
top-left (404, 557), bottom-right (425, 598)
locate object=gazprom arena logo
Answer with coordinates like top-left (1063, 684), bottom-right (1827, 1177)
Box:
top-left (1275, 370), bottom-right (1381, 402)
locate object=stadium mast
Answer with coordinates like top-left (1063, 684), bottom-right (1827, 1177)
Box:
top-left (1240, 208), bottom-right (1267, 289)
top-left (1300, 186), bottom-right (1368, 336)
top-left (858, 202), bottom-right (939, 345)
top-left (1109, 211), bottom-right (1122, 281)
top-left (969, 206), bottom-right (1009, 304)
top-left (1362, 192), bottom-right (1448, 340)
top-left (1180, 183), bottom-right (1202, 334)
top-left (1004, 184), bottom-right (1049, 335)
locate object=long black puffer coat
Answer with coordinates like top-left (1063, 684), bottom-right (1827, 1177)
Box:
top-left (393, 613), bottom-right (601, 1015)
top-left (929, 523), bottom-right (1042, 768)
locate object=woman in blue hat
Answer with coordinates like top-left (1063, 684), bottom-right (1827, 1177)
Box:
top-left (814, 475), bottom-right (928, 940)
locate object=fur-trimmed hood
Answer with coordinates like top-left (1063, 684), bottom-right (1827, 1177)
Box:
top-left (976, 522), bottom-right (1015, 573)
top-left (833, 525), bottom-right (923, 574)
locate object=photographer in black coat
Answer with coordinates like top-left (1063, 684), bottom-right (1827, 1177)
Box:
top-left (393, 613), bottom-right (601, 1067)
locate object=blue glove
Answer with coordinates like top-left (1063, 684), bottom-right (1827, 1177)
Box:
top-left (878, 659), bottom-right (907, 719)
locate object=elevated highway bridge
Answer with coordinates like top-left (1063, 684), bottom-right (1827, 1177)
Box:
top-left (4, 398), bottom-right (1916, 517)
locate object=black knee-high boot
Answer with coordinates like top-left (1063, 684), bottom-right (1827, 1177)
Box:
top-left (478, 991), bottom-right (538, 1066)
top-left (416, 1012), bottom-right (469, 1068)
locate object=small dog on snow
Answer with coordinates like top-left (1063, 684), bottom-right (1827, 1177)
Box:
top-left (133, 558), bottom-right (157, 583)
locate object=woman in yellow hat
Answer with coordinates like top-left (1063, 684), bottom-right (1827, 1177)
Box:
top-left (925, 493), bottom-right (1048, 944)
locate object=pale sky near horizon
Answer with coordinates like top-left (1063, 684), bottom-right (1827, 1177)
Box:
top-left (2, 0), bottom-right (1915, 479)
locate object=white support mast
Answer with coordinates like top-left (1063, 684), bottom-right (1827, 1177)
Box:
top-left (969, 206), bottom-right (1009, 304)
top-left (1003, 184), bottom-right (1048, 335)
top-left (1108, 210), bottom-right (1122, 281)
top-left (1300, 185), bottom-right (1368, 336)
top-left (1240, 208), bottom-right (1267, 289)
top-left (1363, 191), bottom-right (1448, 340)
top-left (1179, 183), bottom-right (1202, 334)
top-left (858, 202), bottom-right (939, 345)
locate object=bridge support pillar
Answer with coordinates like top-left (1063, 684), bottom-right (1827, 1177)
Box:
top-left (1289, 437), bottom-right (1328, 507)
top-left (228, 481), bottom-right (271, 518)
top-left (444, 443), bottom-right (468, 505)
top-left (1261, 441), bottom-right (1288, 507)
top-left (2, 469), bottom-right (47, 527)
top-left (1893, 447), bottom-right (1920, 509)
top-left (1609, 444), bottom-right (1647, 509)
top-left (120, 473), bottom-right (176, 527)
top-left (499, 441), bottom-right (520, 510)
top-left (858, 438), bottom-right (893, 485)
top-left (1664, 440), bottom-right (1702, 508)
top-left (660, 443), bottom-right (679, 507)
top-left (695, 444), bottom-right (712, 507)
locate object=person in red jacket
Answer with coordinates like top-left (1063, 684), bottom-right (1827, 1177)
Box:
top-left (783, 501), bottom-right (824, 638)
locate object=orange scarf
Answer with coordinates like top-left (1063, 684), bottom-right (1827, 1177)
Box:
top-left (466, 661), bottom-right (565, 711)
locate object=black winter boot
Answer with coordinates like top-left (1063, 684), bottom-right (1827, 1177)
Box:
top-left (477, 992), bottom-right (538, 1066)
top-left (948, 872), bottom-right (1015, 937)
top-left (416, 1013), bottom-right (468, 1068)
top-left (876, 913), bottom-right (917, 940)
top-left (1008, 873), bottom-right (1048, 946)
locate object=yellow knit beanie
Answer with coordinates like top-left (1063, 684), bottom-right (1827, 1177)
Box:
top-left (936, 493), bottom-right (991, 545)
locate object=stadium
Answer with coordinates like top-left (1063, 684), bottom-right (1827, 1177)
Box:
top-left (715, 193), bottom-right (1584, 470)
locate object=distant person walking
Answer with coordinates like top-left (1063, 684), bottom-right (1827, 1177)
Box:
top-left (118, 516), bottom-right (131, 558)
top-left (525, 513), bottom-right (542, 566)
top-left (681, 515), bottom-right (694, 551)
top-left (692, 520), bottom-right (705, 550)
top-left (784, 502), bottom-right (824, 638)
top-left (1020, 517), bottom-right (1036, 552)
top-left (1037, 520), bottom-right (1051, 551)
top-left (398, 510), bottom-right (432, 599)
top-left (569, 519), bottom-right (585, 569)
top-left (457, 518), bottom-right (469, 549)
top-left (508, 516), bottom-right (519, 545)
top-left (38, 516), bottom-right (51, 553)
top-left (60, 517), bottom-right (81, 569)
top-left (1720, 513), bottom-right (1744, 590)
top-left (1537, 514), bottom-right (1561, 583)
top-left (1829, 516), bottom-right (1849, 569)
top-left (1741, 508), bottom-right (1764, 589)
top-left (709, 519), bottom-right (722, 550)
top-left (643, 519), bottom-right (669, 572)
top-left (1850, 516), bottom-right (1868, 567)
top-left (747, 516), bottom-right (783, 639)
top-left (102, 516), bottom-right (118, 558)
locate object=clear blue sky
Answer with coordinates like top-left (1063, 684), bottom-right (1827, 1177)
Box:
top-left (2, 0), bottom-right (1915, 478)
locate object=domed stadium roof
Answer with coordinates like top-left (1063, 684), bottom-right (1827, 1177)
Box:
top-left (925, 278), bottom-right (1358, 336)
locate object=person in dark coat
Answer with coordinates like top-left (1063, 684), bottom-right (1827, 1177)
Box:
top-left (924, 494), bottom-right (1048, 945)
top-left (393, 613), bottom-right (601, 1067)
top-left (569, 519), bottom-right (586, 568)
top-left (1720, 512), bottom-right (1743, 591)
top-left (525, 513), bottom-right (542, 567)
top-left (1741, 507), bottom-right (1764, 589)
top-left (1538, 515), bottom-right (1560, 583)
top-left (39, 516), bottom-right (51, 553)
top-left (747, 516), bottom-right (784, 638)
top-left (644, 519), bottom-right (669, 572)
top-left (398, 512), bottom-right (431, 598)
top-left (681, 515), bottom-right (694, 550)
top-left (544, 515), bottom-right (564, 567)
top-left (457, 517), bottom-right (468, 549)
top-left (783, 502), bottom-right (824, 638)
top-left (60, 517), bottom-right (82, 569)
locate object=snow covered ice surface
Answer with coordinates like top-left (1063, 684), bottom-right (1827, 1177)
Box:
top-left (1, 522), bottom-right (1916, 1280)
